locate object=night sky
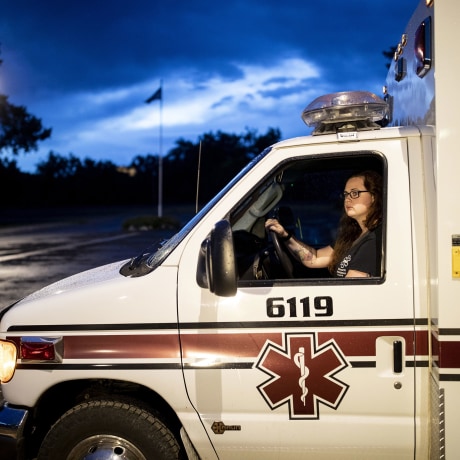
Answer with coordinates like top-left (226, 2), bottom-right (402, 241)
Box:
top-left (1, 0), bottom-right (418, 172)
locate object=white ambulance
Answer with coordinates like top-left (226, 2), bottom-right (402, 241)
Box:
top-left (0, 0), bottom-right (457, 458)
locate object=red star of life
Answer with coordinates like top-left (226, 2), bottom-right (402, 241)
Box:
top-left (255, 333), bottom-right (349, 419)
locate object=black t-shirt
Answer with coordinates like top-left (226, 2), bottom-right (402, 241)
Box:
top-left (334, 226), bottom-right (382, 278)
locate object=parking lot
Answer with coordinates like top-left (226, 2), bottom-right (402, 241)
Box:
top-left (0, 207), bottom-right (181, 311)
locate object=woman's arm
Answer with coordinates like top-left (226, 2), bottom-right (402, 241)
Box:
top-left (345, 269), bottom-right (370, 278)
top-left (285, 237), bottom-right (333, 268)
top-left (265, 218), bottom-right (333, 269)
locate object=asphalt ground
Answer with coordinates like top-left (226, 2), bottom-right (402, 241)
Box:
top-left (1, 205), bottom-right (194, 407)
top-left (0, 206), bottom-right (190, 311)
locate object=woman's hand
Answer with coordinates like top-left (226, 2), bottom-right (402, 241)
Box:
top-left (266, 218), bottom-right (333, 269)
top-left (264, 218), bottom-right (289, 239)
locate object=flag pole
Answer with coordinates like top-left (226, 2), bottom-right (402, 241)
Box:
top-left (145, 81), bottom-right (163, 217)
top-left (158, 80), bottom-right (163, 217)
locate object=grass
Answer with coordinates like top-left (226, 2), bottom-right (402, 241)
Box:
top-left (122, 214), bottom-right (182, 231)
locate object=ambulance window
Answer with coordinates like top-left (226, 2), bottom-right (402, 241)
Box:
top-left (231, 153), bottom-right (385, 284)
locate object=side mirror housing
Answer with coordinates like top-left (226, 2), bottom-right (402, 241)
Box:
top-left (196, 220), bottom-right (237, 297)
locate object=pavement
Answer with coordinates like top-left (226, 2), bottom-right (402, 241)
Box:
top-left (0, 206), bottom-right (187, 310)
top-left (0, 206), bottom-right (194, 408)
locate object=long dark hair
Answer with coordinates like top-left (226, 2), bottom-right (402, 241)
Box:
top-left (328, 170), bottom-right (383, 273)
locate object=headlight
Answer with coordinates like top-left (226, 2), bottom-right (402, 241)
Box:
top-left (0, 340), bottom-right (17, 383)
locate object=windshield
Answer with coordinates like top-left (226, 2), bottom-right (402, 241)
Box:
top-left (119, 146), bottom-right (272, 277)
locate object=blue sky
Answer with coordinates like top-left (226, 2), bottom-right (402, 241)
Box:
top-left (1, 0), bottom-right (418, 172)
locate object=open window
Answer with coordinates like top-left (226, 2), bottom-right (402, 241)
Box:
top-left (230, 152), bottom-right (386, 284)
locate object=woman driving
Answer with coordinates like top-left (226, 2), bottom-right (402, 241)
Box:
top-left (265, 170), bottom-right (383, 278)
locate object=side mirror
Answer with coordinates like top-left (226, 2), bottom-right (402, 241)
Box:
top-left (196, 220), bottom-right (237, 297)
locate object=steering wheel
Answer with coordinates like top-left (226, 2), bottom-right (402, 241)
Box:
top-left (269, 230), bottom-right (294, 278)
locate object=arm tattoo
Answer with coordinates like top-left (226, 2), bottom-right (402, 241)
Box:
top-left (293, 240), bottom-right (316, 264)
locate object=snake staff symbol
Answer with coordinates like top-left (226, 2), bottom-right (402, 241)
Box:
top-left (294, 347), bottom-right (309, 406)
top-left (255, 333), bottom-right (349, 420)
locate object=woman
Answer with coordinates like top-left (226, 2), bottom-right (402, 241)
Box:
top-left (265, 170), bottom-right (383, 278)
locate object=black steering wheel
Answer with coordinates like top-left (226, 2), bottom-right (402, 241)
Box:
top-left (269, 230), bottom-right (294, 278)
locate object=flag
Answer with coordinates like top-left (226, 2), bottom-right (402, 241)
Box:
top-left (145, 87), bottom-right (162, 103)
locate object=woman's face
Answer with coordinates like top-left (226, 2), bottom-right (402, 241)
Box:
top-left (343, 176), bottom-right (374, 226)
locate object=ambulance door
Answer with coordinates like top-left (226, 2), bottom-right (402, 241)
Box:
top-left (178, 145), bottom-right (416, 459)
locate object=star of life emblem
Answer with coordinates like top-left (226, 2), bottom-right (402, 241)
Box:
top-left (255, 333), bottom-right (349, 419)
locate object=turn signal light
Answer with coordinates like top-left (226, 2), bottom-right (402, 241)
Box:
top-left (21, 340), bottom-right (56, 360)
top-left (20, 337), bottom-right (63, 362)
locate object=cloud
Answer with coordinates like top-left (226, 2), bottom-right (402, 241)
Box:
top-left (43, 57), bottom-right (320, 159)
top-left (0, 0), bottom-right (419, 172)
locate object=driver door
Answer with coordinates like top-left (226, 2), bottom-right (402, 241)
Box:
top-left (177, 145), bottom-right (417, 459)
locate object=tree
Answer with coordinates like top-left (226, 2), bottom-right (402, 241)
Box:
top-left (0, 51), bottom-right (51, 155)
top-left (383, 46), bottom-right (397, 70)
top-left (0, 94), bottom-right (52, 155)
top-left (162, 127), bottom-right (282, 204)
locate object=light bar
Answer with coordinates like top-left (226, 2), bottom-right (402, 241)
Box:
top-left (301, 91), bottom-right (389, 135)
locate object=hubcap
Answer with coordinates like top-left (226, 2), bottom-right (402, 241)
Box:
top-left (67, 435), bottom-right (147, 460)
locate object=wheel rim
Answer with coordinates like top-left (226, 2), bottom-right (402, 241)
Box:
top-left (67, 435), bottom-right (147, 460)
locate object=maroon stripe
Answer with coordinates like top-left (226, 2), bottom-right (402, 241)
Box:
top-left (318, 330), bottom-right (428, 356)
top-left (180, 330), bottom-right (428, 359)
top-left (23, 329), bottom-right (429, 361)
top-left (180, 333), bottom-right (282, 358)
top-left (438, 341), bottom-right (460, 368)
top-left (64, 335), bottom-right (181, 359)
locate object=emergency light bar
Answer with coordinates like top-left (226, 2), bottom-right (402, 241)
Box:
top-left (301, 91), bottom-right (389, 135)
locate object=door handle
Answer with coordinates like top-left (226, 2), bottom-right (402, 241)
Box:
top-left (393, 340), bottom-right (403, 373)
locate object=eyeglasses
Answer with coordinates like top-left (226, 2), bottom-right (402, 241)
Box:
top-left (341, 190), bottom-right (372, 200)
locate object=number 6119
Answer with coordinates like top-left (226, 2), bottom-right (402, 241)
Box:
top-left (266, 296), bottom-right (333, 318)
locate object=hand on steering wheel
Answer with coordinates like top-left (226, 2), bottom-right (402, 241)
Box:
top-left (265, 218), bottom-right (294, 278)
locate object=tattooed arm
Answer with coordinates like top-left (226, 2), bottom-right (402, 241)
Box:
top-left (265, 218), bottom-right (333, 269)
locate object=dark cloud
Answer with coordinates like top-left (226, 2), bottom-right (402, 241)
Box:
top-left (0, 0), bottom-right (418, 171)
top-left (2, 1), bottom-right (415, 90)
top-left (211, 96), bottom-right (234, 110)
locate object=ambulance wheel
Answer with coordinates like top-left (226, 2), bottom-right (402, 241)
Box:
top-left (37, 399), bottom-right (181, 460)
top-left (270, 230), bottom-right (294, 278)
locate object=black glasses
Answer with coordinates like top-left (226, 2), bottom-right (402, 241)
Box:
top-left (341, 190), bottom-right (371, 200)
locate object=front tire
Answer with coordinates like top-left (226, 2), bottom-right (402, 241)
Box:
top-left (37, 399), bottom-right (180, 460)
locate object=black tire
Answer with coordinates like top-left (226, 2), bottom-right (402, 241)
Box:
top-left (37, 399), bottom-right (180, 460)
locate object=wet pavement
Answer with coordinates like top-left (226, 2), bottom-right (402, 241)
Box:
top-left (0, 206), bottom-right (186, 407)
top-left (0, 207), bottom-right (183, 311)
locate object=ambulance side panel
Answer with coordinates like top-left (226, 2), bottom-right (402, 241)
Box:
top-left (178, 135), bottom-right (427, 459)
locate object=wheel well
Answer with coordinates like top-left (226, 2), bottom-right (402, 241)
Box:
top-left (27, 378), bottom-right (183, 457)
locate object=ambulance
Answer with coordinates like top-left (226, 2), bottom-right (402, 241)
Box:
top-left (0, 0), bottom-right (457, 458)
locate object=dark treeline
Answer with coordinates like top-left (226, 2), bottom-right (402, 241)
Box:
top-left (0, 128), bottom-right (281, 209)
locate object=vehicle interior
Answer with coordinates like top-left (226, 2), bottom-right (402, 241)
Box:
top-left (229, 152), bottom-right (385, 282)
